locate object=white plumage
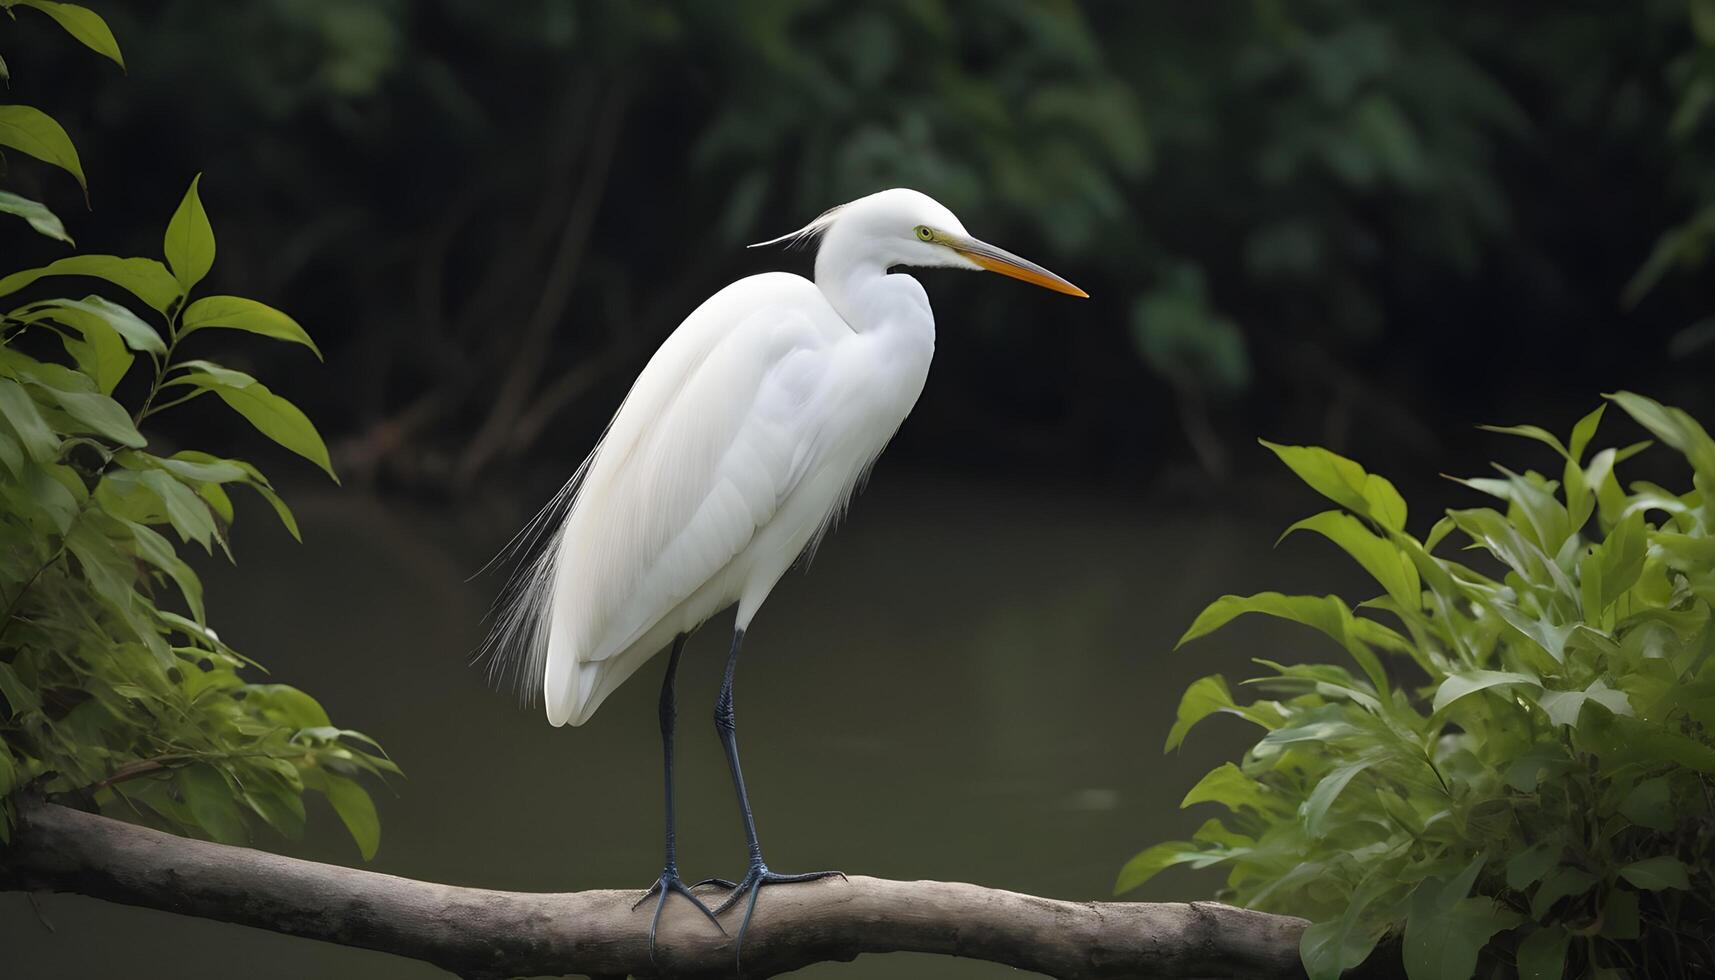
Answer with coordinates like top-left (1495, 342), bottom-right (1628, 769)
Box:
top-left (489, 188), bottom-right (1086, 727)
top-left (486, 187), bottom-right (1085, 955)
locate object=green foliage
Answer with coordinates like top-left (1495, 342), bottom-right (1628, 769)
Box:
top-left (34, 2), bottom-right (1703, 485)
top-left (1131, 264), bottom-right (1251, 396)
top-left (0, 2), bottom-right (390, 858)
top-left (1122, 395), bottom-right (1715, 979)
top-left (1626, 2), bottom-right (1715, 307)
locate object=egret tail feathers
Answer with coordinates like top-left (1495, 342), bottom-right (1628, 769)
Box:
top-left (545, 637), bottom-right (662, 727)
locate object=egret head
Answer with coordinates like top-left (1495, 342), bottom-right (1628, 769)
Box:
top-left (755, 188), bottom-right (1088, 298)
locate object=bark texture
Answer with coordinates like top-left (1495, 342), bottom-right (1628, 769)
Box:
top-left (1, 801), bottom-right (1317, 979)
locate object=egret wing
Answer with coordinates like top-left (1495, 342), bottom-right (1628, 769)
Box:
top-left (520, 274), bottom-right (848, 724)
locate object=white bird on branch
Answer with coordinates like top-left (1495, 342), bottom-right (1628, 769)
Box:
top-left (488, 187), bottom-right (1086, 964)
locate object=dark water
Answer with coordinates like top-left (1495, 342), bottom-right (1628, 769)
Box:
top-left (6, 472), bottom-right (1359, 978)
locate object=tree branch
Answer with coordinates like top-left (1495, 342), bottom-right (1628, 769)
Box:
top-left (0, 801), bottom-right (1318, 979)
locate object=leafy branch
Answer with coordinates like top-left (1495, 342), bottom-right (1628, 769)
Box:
top-left (0, 1), bottom-right (385, 859)
top-left (1126, 395), bottom-right (1715, 979)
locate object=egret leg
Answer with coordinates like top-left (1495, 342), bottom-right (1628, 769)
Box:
top-left (632, 633), bottom-right (724, 960)
top-left (700, 628), bottom-right (845, 966)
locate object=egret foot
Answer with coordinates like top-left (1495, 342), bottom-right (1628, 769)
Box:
top-left (704, 862), bottom-right (846, 966)
top-left (632, 868), bottom-right (725, 964)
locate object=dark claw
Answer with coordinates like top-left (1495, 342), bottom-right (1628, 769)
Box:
top-left (690, 876), bottom-right (739, 890)
top-left (711, 863), bottom-right (846, 971)
top-left (634, 869), bottom-right (726, 967)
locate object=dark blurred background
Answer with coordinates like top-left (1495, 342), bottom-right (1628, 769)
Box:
top-left (6, 2), bottom-right (1715, 977)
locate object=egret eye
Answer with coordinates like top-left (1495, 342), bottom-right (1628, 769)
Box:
top-left (915, 225), bottom-right (934, 242)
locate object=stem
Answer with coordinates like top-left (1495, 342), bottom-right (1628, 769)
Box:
top-left (132, 301), bottom-right (186, 426)
top-left (91, 757), bottom-right (171, 789)
top-left (1423, 750), bottom-right (1452, 796)
top-left (132, 338), bottom-right (180, 424)
top-left (140, 387), bottom-right (207, 419)
top-left (0, 533), bottom-right (76, 645)
top-left (85, 748), bottom-right (309, 793)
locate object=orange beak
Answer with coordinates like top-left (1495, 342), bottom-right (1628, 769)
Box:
top-left (946, 234), bottom-right (1088, 298)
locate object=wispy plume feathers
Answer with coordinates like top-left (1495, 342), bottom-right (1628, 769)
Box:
top-left (749, 204), bottom-right (844, 251)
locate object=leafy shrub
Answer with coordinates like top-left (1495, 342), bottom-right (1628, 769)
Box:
top-left (0, 2), bottom-right (390, 856)
top-left (1121, 393), bottom-right (1715, 979)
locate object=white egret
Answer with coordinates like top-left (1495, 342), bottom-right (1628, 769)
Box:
top-left (489, 187), bottom-right (1086, 961)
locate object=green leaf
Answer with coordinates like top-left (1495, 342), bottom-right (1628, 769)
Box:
top-left (1564, 455), bottom-right (1592, 531)
top-left (1620, 777), bottom-right (1674, 832)
top-left (1424, 515), bottom-right (1457, 552)
top-left (164, 175), bottom-right (215, 291)
top-left (1432, 670), bottom-right (1539, 714)
top-left (1531, 867), bottom-right (1597, 919)
top-left (1569, 405), bottom-right (1605, 462)
top-left (1440, 853), bottom-right (1487, 913)
top-left (1261, 440), bottom-right (1406, 530)
top-left (318, 772), bottom-right (380, 861)
top-left (0, 255), bottom-right (181, 314)
top-left (1538, 679), bottom-right (1631, 728)
top-left (0, 189), bottom-right (72, 243)
top-left (1506, 840), bottom-right (1562, 890)
top-left (1580, 709), bottom-right (1715, 772)
top-left (13, 1), bottom-right (125, 69)
top-left (1444, 507), bottom-right (1562, 597)
top-left (1260, 709), bottom-right (1361, 748)
top-left (1302, 758), bottom-right (1373, 839)
top-left (1592, 511), bottom-right (1647, 614)
top-left (1478, 423), bottom-right (1568, 458)
top-left (180, 295), bottom-right (321, 359)
top-left (1178, 592), bottom-right (1391, 698)
top-left (177, 764), bottom-right (249, 845)
top-left (28, 295), bottom-right (168, 354)
top-left (1618, 855), bottom-right (1689, 890)
top-left (1279, 510), bottom-right (1420, 609)
top-left (0, 431), bottom-right (21, 475)
top-left (14, 461), bottom-right (79, 533)
top-left (1606, 391), bottom-right (1715, 492)
top-left (54, 307), bottom-right (134, 395)
top-left (38, 387), bottom-right (145, 447)
top-left (1300, 876), bottom-right (1391, 980)
top-left (0, 104), bottom-right (86, 192)
top-left (152, 452), bottom-right (248, 485)
top-left (170, 450), bottom-right (302, 539)
top-left (1516, 925), bottom-right (1570, 980)
top-left (1250, 659), bottom-right (1382, 712)
top-left (124, 518), bottom-right (205, 623)
top-left (165, 367), bottom-right (336, 480)
top-left (245, 784), bottom-right (307, 840)
top-left (16, 365), bottom-right (145, 447)
top-left (1502, 468), bottom-right (1572, 554)
top-left (250, 684), bottom-right (333, 728)
top-left (64, 517), bottom-right (133, 604)
top-left (1166, 674), bottom-right (1236, 751)
top-left (251, 480), bottom-right (302, 541)
top-left (1114, 840), bottom-right (1202, 894)
top-left (1454, 469), bottom-right (1572, 555)
top-left (0, 379), bottom-right (60, 461)
top-left (138, 469), bottom-right (216, 550)
top-left (1404, 881), bottom-right (1519, 980)
top-left (1182, 762), bottom-right (1283, 815)
top-left (1191, 817), bottom-right (1251, 848)
top-left (0, 661), bottom-right (42, 713)
top-left (1489, 600), bottom-right (1576, 665)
